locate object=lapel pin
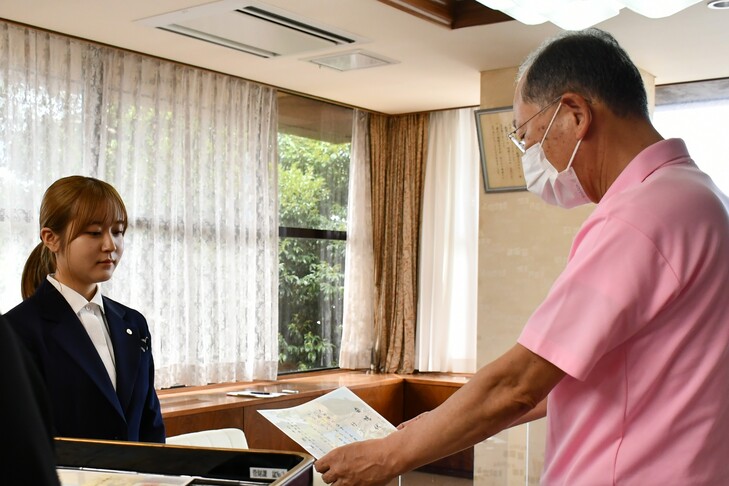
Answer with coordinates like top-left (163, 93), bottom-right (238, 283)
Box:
top-left (126, 328), bottom-right (132, 335)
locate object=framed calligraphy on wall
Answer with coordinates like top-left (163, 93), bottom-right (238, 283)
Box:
top-left (474, 106), bottom-right (527, 192)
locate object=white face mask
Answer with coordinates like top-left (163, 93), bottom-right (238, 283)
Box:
top-left (521, 103), bottom-right (591, 209)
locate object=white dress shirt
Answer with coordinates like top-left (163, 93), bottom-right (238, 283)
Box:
top-left (46, 275), bottom-right (117, 389)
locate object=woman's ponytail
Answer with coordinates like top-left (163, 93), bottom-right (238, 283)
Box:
top-left (21, 243), bottom-right (56, 300)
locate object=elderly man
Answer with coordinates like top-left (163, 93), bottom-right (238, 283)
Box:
top-left (315, 28), bottom-right (729, 485)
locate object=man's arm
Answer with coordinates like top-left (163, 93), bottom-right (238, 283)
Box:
top-left (510, 397), bottom-right (548, 426)
top-left (315, 343), bottom-right (564, 486)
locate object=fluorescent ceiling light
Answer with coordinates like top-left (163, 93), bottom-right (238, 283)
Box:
top-left (306, 50), bottom-right (398, 72)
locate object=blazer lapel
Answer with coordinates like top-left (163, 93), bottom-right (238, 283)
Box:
top-left (103, 298), bottom-right (141, 415)
top-left (37, 280), bottom-right (125, 418)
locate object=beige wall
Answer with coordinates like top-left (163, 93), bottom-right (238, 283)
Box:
top-left (473, 67), bottom-right (655, 485)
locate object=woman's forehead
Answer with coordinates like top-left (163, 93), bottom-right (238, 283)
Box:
top-left (81, 204), bottom-right (126, 226)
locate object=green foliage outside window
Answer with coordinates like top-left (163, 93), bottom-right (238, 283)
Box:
top-left (277, 133), bottom-right (350, 372)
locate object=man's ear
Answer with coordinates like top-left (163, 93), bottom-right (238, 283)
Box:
top-left (560, 92), bottom-right (592, 141)
top-left (40, 227), bottom-right (61, 253)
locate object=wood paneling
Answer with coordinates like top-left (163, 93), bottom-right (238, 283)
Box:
top-left (351, 381), bottom-right (403, 426)
top-left (164, 406), bottom-right (244, 437)
top-left (452, 0), bottom-right (512, 28)
top-left (403, 378), bottom-right (473, 478)
top-left (377, 0), bottom-right (511, 29)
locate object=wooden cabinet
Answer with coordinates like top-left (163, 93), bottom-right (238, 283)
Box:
top-left (403, 378), bottom-right (473, 478)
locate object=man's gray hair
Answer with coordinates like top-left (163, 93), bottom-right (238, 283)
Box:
top-left (517, 28), bottom-right (649, 119)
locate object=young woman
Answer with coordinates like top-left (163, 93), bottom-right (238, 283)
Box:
top-left (5, 176), bottom-right (165, 443)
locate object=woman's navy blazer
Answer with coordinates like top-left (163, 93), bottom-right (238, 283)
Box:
top-left (5, 278), bottom-right (165, 442)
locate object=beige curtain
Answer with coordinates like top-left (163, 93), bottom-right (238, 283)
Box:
top-left (370, 113), bottom-right (428, 374)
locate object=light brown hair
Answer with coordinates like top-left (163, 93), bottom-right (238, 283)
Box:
top-left (21, 176), bottom-right (128, 299)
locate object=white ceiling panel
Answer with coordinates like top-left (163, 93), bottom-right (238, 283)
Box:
top-left (0, 0), bottom-right (727, 114)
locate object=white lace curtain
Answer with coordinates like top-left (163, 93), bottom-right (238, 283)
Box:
top-left (339, 109), bottom-right (375, 369)
top-left (0, 21), bottom-right (279, 387)
top-left (416, 107), bottom-right (479, 373)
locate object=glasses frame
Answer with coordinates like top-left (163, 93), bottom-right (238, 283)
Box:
top-left (507, 96), bottom-right (562, 153)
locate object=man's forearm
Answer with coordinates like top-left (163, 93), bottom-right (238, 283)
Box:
top-left (314, 344), bottom-right (564, 486)
top-left (378, 345), bottom-right (562, 475)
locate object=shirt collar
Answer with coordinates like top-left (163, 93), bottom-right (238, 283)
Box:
top-left (601, 138), bottom-right (692, 204)
top-left (46, 275), bottom-right (105, 314)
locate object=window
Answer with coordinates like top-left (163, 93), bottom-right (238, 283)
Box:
top-left (276, 93), bottom-right (353, 373)
top-left (653, 78), bottom-right (729, 195)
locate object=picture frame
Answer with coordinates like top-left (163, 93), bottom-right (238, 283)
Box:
top-left (474, 106), bottom-right (527, 193)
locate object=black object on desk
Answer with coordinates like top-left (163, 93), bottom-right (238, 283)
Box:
top-left (54, 437), bottom-right (313, 485)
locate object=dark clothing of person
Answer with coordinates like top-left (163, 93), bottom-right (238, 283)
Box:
top-left (5, 279), bottom-right (165, 442)
top-left (0, 313), bottom-right (61, 485)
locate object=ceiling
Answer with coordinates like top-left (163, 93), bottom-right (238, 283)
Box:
top-left (1, 0), bottom-right (727, 115)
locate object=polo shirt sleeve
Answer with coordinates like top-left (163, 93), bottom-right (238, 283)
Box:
top-left (518, 214), bottom-right (681, 381)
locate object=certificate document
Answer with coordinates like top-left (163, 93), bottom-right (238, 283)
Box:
top-left (258, 386), bottom-right (397, 459)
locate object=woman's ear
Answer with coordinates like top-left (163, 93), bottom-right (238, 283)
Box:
top-left (40, 228), bottom-right (61, 253)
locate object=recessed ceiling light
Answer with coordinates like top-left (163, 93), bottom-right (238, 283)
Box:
top-left (306, 50), bottom-right (398, 72)
top-left (707, 0), bottom-right (729, 8)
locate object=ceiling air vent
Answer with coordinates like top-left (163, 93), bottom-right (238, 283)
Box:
top-left (136, 0), bottom-right (365, 58)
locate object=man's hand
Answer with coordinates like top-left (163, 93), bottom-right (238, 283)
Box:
top-left (315, 438), bottom-right (397, 486)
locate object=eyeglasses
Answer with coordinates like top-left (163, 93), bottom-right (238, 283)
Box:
top-left (507, 96), bottom-right (562, 153)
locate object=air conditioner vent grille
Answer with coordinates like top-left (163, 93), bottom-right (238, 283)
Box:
top-left (137, 1), bottom-right (366, 59)
top-left (158, 25), bottom-right (274, 58)
top-left (237, 6), bottom-right (355, 45)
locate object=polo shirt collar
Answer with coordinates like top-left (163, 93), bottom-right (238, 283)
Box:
top-left (601, 138), bottom-right (691, 204)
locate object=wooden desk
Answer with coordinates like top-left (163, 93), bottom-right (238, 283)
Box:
top-left (159, 370), bottom-right (473, 477)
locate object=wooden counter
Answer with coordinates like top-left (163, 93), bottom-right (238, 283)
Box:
top-left (159, 370), bottom-right (473, 477)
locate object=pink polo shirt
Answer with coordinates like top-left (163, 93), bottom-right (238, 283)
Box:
top-left (518, 139), bottom-right (729, 485)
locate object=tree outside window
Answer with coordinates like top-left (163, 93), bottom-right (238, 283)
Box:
top-left (277, 94), bottom-right (352, 373)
